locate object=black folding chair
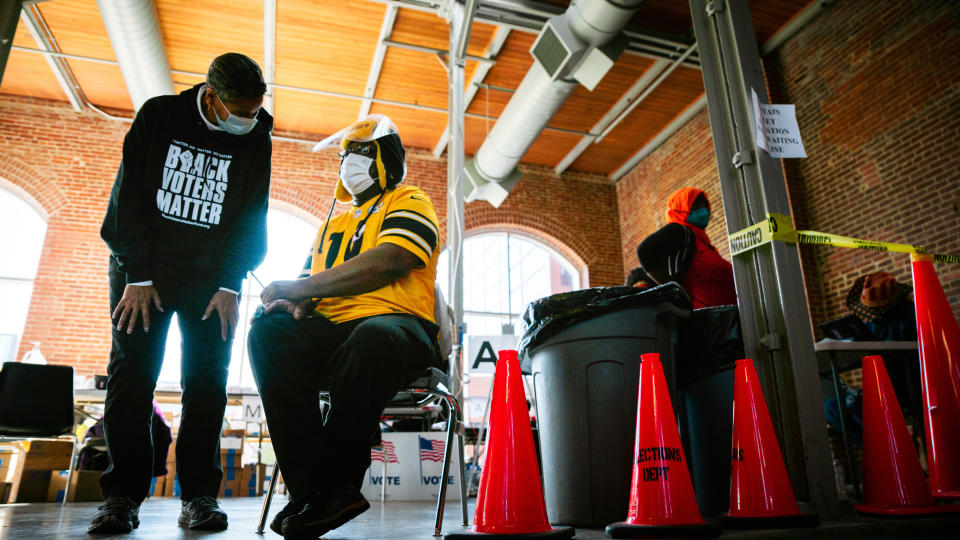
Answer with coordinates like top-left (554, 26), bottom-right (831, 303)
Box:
top-left (0, 362), bottom-right (78, 504)
top-left (256, 367), bottom-right (468, 536)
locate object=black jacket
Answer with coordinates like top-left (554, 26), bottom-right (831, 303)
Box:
top-left (101, 84), bottom-right (272, 291)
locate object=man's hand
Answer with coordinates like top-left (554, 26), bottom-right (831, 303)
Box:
top-left (254, 298), bottom-right (316, 321)
top-left (203, 290), bottom-right (240, 341)
top-left (260, 279), bottom-right (311, 304)
top-left (113, 284), bottom-right (163, 334)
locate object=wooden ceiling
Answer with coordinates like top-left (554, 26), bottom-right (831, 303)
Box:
top-left (1, 0), bottom-right (812, 178)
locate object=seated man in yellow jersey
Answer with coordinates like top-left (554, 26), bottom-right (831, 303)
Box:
top-left (247, 115), bottom-right (444, 540)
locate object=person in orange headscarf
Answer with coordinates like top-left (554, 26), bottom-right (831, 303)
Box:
top-left (626, 187), bottom-right (737, 308)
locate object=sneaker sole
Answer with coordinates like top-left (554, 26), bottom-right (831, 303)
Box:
top-left (283, 499), bottom-right (370, 539)
top-left (87, 515), bottom-right (139, 535)
top-left (188, 513), bottom-right (228, 531)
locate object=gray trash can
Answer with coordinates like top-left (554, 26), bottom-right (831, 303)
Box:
top-left (519, 284), bottom-right (691, 527)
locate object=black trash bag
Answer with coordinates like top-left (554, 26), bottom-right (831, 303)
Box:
top-left (677, 305), bottom-right (744, 386)
top-left (518, 283), bottom-right (692, 360)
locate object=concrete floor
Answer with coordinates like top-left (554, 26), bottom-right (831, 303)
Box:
top-left (1, 497), bottom-right (959, 539)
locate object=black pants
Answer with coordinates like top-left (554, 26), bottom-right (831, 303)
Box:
top-left (100, 257), bottom-right (232, 503)
top-left (247, 312), bottom-right (440, 501)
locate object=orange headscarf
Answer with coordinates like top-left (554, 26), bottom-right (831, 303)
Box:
top-left (664, 187), bottom-right (710, 225)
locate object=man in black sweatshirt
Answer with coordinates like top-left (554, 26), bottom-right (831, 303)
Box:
top-left (91, 53), bottom-right (271, 534)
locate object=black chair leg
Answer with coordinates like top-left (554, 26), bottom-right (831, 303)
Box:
top-left (256, 464), bottom-right (281, 534)
top-left (434, 395), bottom-right (458, 537)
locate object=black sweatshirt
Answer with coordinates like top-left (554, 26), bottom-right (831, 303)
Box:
top-left (101, 84), bottom-right (272, 292)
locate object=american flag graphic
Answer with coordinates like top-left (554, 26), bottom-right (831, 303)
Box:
top-left (371, 441), bottom-right (399, 463)
top-left (419, 436), bottom-right (445, 462)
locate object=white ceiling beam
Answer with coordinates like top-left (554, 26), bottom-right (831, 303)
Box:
top-left (263, 0), bottom-right (276, 114)
top-left (609, 94), bottom-right (707, 181)
top-left (553, 58), bottom-right (670, 175)
top-left (594, 42), bottom-right (698, 143)
top-left (21, 5), bottom-right (82, 112)
top-left (359, 5), bottom-right (398, 119)
top-left (453, 0), bottom-right (478, 63)
top-left (384, 39), bottom-right (494, 64)
top-left (367, 0), bottom-right (700, 68)
top-left (432, 25), bottom-right (509, 158)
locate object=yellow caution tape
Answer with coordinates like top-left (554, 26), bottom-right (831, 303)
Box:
top-left (729, 213), bottom-right (960, 263)
top-left (728, 212), bottom-right (795, 255)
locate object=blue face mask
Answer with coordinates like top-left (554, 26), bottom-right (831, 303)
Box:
top-left (213, 92), bottom-right (258, 136)
top-left (687, 207), bottom-right (710, 228)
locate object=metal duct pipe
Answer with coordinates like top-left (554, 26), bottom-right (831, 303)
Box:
top-left (97, 0), bottom-right (174, 110)
top-left (470, 0), bottom-right (644, 204)
top-left (475, 62), bottom-right (577, 180)
top-left (568, 0), bottom-right (642, 46)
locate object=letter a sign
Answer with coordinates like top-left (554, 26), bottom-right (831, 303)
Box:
top-left (465, 335), bottom-right (519, 374)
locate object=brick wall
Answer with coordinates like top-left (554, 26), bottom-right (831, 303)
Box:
top-left (618, 0), bottom-right (960, 330)
top-left (0, 95), bottom-right (620, 376)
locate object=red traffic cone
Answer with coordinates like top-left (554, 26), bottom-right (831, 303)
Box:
top-left (854, 355), bottom-right (959, 516)
top-left (912, 255), bottom-right (960, 499)
top-left (445, 350), bottom-right (573, 539)
top-left (719, 359), bottom-right (818, 528)
top-left (606, 353), bottom-right (718, 539)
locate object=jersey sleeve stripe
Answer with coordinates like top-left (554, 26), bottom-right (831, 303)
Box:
top-left (299, 255), bottom-right (313, 278)
top-left (383, 209), bottom-right (438, 236)
top-left (379, 216), bottom-right (438, 251)
top-left (379, 229), bottom-right (432, 259)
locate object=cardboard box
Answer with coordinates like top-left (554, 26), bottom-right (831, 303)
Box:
top-left (239, 463), bottom-right (267, 497)
top-left (161, 468), bottom-right (177, 497)
top-left (0, 482), bottom-right (11, 504)
top-left (68, 470), bottom-right (103, 502)
top-left (220, 448), bottom-right (241, 469)
top-left (15, 470), bottom-right (52, 502)
top-left (47, 470), bottom-right (69, 502)
top-left (167, 437), bottom-right (177, 465)
top-left (0, 446), bottom-right (20, 482)
top-left (18, 440), bottom-right (73, 470)
top-left (1, 441), bottom-right (74, 502)
top-left (146, 475), bottom-right (163, 498)
top-left (219, 466), bottom-right (242, 498)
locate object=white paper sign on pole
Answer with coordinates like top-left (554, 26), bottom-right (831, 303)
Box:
top-left (464, 334), bottom-right (519, 374)
top-left (752, 88), bottom-right (807, 158)
top-left (242, 395), bottom-right (265, 423)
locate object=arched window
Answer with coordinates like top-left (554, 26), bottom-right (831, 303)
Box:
top-left (437, 231), bottom-right (581, 335)
top-left (158, 207), bottom-right (317, 389)
top-left (0, 186), bottom-right (48, 362)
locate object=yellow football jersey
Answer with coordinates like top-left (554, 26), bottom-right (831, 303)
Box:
top-left (301, 185), bottom-right (439, 323)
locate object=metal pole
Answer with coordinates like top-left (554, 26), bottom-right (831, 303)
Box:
top-left (0, 1), bottom-right (21, 86)
top-left (263, 0), bottom-right (276, 115)
top-left (689, 0), bottom-right (840, 516)
top-left (447, 1), bottom-right (467, 407)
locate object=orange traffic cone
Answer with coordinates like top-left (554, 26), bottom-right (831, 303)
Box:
top-left (854, 355), bottom-right (959, 516)
top-left (719, 359), bottom-right (818, 528)
top-left (912, 254), bottom-right (960, 499)
top-left (445, 350), bottom-right (573, 539)
top-left (606, 353), bottom-right (719, 539)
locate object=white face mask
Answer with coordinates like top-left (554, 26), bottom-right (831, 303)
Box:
top-left (340, 153), bottom-right (377, 195)
top-left (212, 91), bottom-right (258, 136)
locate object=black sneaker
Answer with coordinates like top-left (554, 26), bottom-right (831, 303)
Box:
top-left (87, 497), bottom-right (140, 534)
top-left (178, 495), bottom-right (228, 531)
top-left (270, 498), bottom-right (306, 535)
top-left (281, 487), bottom-right (369, 539)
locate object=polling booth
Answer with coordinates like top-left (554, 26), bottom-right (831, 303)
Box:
top-left (360, 432), bottom-right (461, 501)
